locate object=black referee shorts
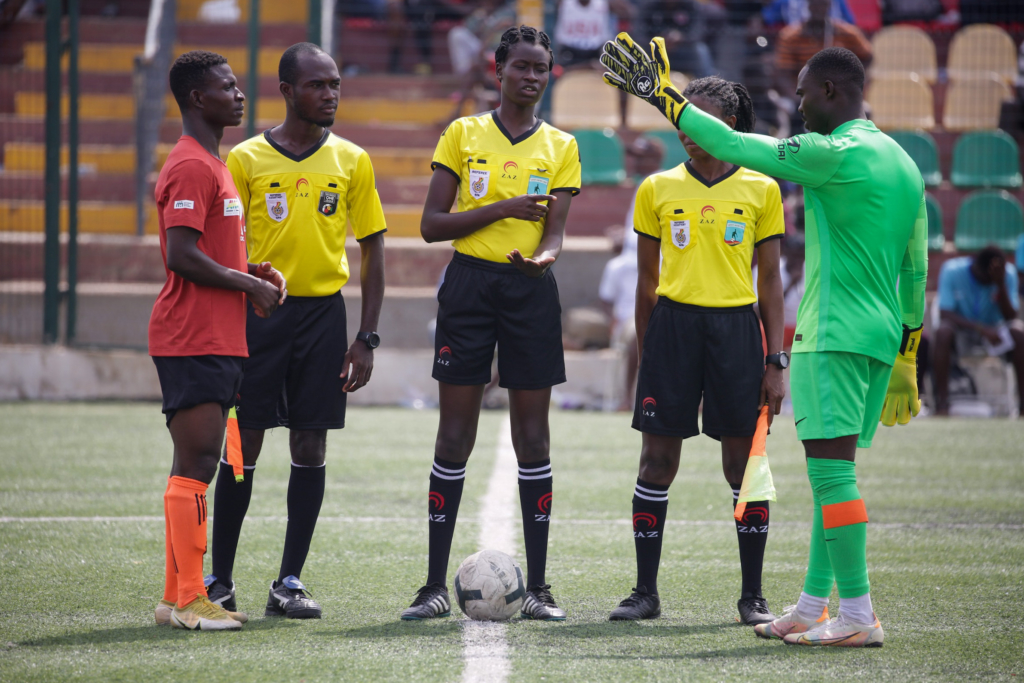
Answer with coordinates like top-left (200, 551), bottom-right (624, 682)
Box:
top-left (433, 252), bottom-right (566, 390)
top-left (237, 292), bottom-right (348, 431)
top-left (632, 297), bottom-right (764, 440)
top-left (152, 355), bottom-right (244, 428)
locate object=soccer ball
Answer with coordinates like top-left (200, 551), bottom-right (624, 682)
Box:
top-left (453, 549), bottom-right (526, 621)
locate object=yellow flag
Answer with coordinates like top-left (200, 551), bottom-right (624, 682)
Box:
top-left (734, 405), bottom-right (777, 521)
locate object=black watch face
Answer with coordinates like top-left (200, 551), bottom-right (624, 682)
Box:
top-left (365, 332), bottom-right (380, 349)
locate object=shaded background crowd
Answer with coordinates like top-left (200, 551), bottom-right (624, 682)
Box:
top-left (1, 0), bottom-right (1023, 418)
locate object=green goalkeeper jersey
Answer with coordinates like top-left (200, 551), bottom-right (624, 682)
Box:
top-left (676, 108), bottom-right (928, 365)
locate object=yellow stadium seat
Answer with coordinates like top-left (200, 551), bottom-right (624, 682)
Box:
top-left (947, 24), bottom-right (1017, 83)
top-left (627, 72), bottom-right (690, 131)
top-left (870, 26), bottom-right (937, 83)
top-left (865, 77), bottom-right (934, 131)
top-left (552, 70), bottom-right (620, 130)
top-left (943, 78), bottom-right (1012, 131)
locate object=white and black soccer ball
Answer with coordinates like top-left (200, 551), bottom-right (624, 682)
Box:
top-left (453, 549), bottom-right (526, 621)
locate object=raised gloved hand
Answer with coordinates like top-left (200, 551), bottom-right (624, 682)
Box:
top-left (880, 325), bottom-right (922, 426)
top-left (600, 33), bottom-right (688, 127)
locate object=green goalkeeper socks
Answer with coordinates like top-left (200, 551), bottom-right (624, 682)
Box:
top-left (802, 485), bottom-right (835, 598)
top-left (806, 458), bottom-right (870, 599)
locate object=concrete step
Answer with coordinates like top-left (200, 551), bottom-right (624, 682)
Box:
top-left (13, 91), bottom-right (458, 125)
top-left (0, 234), bottom-right (615, 296)
top-left (0, 114), bottom-right (448, 150)
top-left (3, 141), bottom-right (434, 177)
top-left (0, 199), bottom-right (424, 237)
top-left (0, 344), bottom-right (629, 410)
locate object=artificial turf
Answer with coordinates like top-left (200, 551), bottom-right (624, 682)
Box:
top-left (0, 403), bottom-right (1021, 681)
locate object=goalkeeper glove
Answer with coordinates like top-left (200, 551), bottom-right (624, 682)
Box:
top-left (600, 33), bottom-right (688, 127)
top-left (880, 325), bottom-right (922, 427)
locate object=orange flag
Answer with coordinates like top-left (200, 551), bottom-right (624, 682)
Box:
top-left (734, 405), bottom-right (777, 521)
top-left (225, 406), bottom-right (244, 482)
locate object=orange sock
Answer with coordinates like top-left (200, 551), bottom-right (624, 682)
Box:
top-left (165, 476), bottom-right (210, 608)
top-left (162, 478), bottom-right (177, 603)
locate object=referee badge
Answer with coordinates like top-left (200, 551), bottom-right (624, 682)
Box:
top-left (265, 192), bottom-right (288, 222)
top-left (527, 175), bottom-right (549, 195)
top-left (469, 169), bottom-right (490, 200)
top-left (318, 190), bottom-right (340, 216)
top-left (724, 220), bottom-right (745, 246)
top-left (670, 219), bottom-right (690, 249)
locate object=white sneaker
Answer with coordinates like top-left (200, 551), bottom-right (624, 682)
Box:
top-left (783, 611), bottom-right (884, 647)
top-left (753, 604), bottom-right (829, 640)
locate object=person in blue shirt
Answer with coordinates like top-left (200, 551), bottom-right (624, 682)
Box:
top-left (932, 245), bottom-right (1024, 416)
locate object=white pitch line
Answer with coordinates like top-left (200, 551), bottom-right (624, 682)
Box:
top-left (460, 414), bottom-right (517, 683)
top-left (1, 516), bottom-right (1021, 531)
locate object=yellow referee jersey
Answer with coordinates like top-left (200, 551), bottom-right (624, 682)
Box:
top-left (227, 130), bottom-right (387, 297)
top-left (634, 161), bottom-right (784, 307)
top-left (431, 111), bottom-right (582, 262)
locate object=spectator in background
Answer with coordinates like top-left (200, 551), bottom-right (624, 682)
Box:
top-left (774, 0), bottom-right (871, 126)
top-left (638, 0), bottom-right (715, 78)
top-left (932, 246), bottom-right (1024, 416)
top-left (398, 0), bottom-right (468, 75)
top-left (447, 0), bottom-right (515, 75)
top-left (763, 0), bottom-right (856, 26)
top-left (1018, 235), bottom-right (1024, 298)
top-left (599, 136), bottom-right (665, 411)
top-left (554, 0), bottom-right (633, 70)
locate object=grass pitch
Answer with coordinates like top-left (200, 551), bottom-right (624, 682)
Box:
top-left (0, 402), bottom-right (1022, 682)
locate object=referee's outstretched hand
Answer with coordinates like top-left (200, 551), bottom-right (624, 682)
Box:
top-left (341, 341), bottom-right (373, 393)
top-left (502, 194), bottom-right (557, 222)
top-left (507, 248), bottom-right (555, 278)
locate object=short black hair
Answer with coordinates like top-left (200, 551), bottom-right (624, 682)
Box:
top-left (975, 244), bottom-right (1006, 271)
top-left (279, 42), bottom-right (328, 85)
top-left (495, 25), bottom-right (553, 69)
top-left (805, 47), bottom-right (866, 91)
top-left (169, 50), bottom-right (228, 108)
top-left (682, 76), bottom-right (757, 133)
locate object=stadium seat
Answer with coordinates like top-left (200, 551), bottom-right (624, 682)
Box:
top-left (947, 24), bottom-right (1017, 84)
top-left (575, 128), bottom-right (626, 185)
top-left (950, 130), bottom-right (1023, 189)
top-left (888, 130), bottom-right (942, 187)
top-left (552, 70), bottom-right (619, 130)
top-left (642, 130), bottom-right (690, 170)
top-left (865, 78), bottom-right (934, 130)
top-left (943, 78), bottom-right (1013, 131)
top-left (954, 190), bottom-right (1024, 251)
top-left (925, 193), bottom-right (944, 251)
top-left (870, 26), bottom-right (937, 83)
top-left (626, 72), bottom-right (690, 130)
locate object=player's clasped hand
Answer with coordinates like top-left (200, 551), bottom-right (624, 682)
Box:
top-left (502, 194), bottom-right (557, 222)
top-left (507, 248), bottom-right (556, 277)
top-left (341, 341), bottom-right (373, 393)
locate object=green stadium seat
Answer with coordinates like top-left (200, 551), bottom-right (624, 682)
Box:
top-left (951, 130), bottom-right (1023, 189)
top-left (925, 192), bottom-right (944, 251)
top-left (954, 190), bottom-right (1024, 251)
top-left (889, 130), bottom-right (942, 187)
top-left (575, 128), bottom-right (626, 185)
top-left (642, 130), bottom-right (690, 171)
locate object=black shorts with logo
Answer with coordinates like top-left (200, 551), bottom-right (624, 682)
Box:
top-left (632, 297), bottom-right (764, 440)
top-left (237, 292), bottom-right (348, 430)
top-left (433, 252), bottom-right (566, 390)
top-left (152, 355), bottom-right (244, 428)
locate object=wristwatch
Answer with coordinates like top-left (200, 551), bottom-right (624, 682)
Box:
top-left (356, 331), bottom-right (380, 349)
top-left (765, 352), bottom-right (789, 369)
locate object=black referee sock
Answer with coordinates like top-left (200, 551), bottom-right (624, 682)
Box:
top-left (518, 459), bottom-right (553, 588)
top-left (211, 459), bottom-right (255, 585)
top-left (732, 485), bottom-right (770, 598)
top-left (632, 478), bottom-right (669, 594)
top-left (277, 463), bottom-right (325, 582)
top-left (426, 457), bottom-right (466, 587)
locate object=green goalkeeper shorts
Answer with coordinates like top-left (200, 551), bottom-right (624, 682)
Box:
top-left (790, 351), bottom-right (893, 448)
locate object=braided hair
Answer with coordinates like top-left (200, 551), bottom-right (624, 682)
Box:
top-left (682, 76), bottom-right (756, 134)
top-left (494, 25), bottom-right (554, 69)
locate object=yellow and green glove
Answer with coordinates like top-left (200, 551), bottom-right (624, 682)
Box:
top-left (600, 33), bottom-right (689, 127)
top-left (880, 325), bottom-right (923, 426)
